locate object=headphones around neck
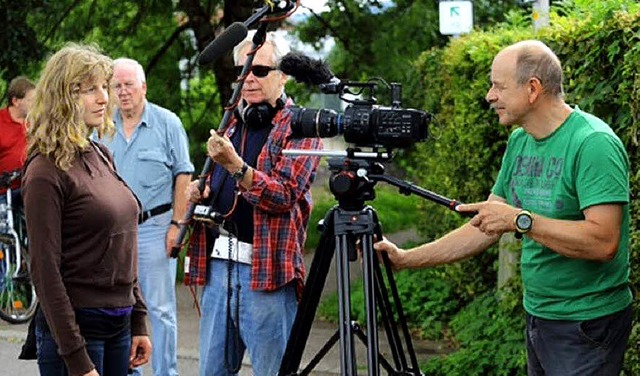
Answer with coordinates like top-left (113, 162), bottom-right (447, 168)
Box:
top-left (236, 95), bottom-right (286, 129)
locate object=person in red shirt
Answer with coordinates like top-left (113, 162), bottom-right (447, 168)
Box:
top-left (0, 76), bottom-right (35, 199)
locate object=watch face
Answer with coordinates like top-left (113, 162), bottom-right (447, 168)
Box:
top-left (516, 213), bottom-right (532, 230)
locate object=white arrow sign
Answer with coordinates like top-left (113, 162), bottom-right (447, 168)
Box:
top-left (439, 1), bottom-right (473, 35)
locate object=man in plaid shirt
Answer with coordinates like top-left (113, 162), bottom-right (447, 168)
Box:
top-left (185, 30), bottom-right (322, 376)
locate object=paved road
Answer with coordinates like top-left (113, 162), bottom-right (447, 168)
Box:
top-left (0, 319), bottom-right (445, 375)
top-left (0, 230), bottom-right (449, 375)
top-left (0, 335), bottom-right (39, 374)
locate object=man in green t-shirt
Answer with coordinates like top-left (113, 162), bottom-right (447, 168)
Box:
top-left (375, 40), bottom-right (632, 375)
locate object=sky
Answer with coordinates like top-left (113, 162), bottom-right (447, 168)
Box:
top-left (279, 1), bottom-right (394, 57)
top-left (297, 0), bottom-right (330, 15)
top-left (280, 1), bottom-right (333, 58)
top-left (296, 0), bottom-right (393, 14)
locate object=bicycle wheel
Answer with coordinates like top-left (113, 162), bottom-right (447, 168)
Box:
top-left (0, 237), bottom-right (38, 324)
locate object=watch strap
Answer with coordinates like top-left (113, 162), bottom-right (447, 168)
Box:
top-left (232, 162), bottom-right (249, 182)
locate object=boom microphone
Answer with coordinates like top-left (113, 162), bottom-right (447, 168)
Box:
top-left (279, 52), bottom-right (343, 93)
top-left (198, 22), bottom-right (248, 65)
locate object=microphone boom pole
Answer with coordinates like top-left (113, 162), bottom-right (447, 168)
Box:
top-left (170, 1), bottom-right (296, 258)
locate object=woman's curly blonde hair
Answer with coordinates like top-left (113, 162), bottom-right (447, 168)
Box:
top-left (27, 43), bottom-right (115, 171)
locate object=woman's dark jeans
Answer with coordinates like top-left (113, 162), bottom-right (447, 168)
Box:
top-left (36, 312), bottom-right (132, 376)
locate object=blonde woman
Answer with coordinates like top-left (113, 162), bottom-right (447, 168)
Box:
top-left (22, 43), bottom-right (151, 376)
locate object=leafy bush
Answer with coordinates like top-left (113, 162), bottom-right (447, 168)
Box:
top-left (179, 73), bottom-right (222, 172)
top-left (423, 287), bottom-right (526, 376)
top-left (389, 1), bottom-right (640, 374)
top-left (317, 268), bottom-right (461, 340)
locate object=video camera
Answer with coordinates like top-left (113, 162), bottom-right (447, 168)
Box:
top-left (288, 81), bottom-right (430, 149)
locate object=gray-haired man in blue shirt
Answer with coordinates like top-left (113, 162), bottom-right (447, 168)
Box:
top-left (97, 58), bottom-right (194, 376)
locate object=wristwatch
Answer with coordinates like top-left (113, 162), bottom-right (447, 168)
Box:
top-left (231, 162), bottom-right (249, 182)
top-left (514, 210), bottom-right (533, 239)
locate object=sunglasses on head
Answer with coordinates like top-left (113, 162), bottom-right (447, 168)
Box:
top-left (234, 65), bottom-right (277, 78)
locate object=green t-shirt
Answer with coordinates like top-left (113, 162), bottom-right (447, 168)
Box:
top-left (492, 107), bottom-right (631, 320)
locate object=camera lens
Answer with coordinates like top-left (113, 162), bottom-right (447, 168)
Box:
top-left (290, 107), bottom-right (340, 138)
top-left (289, 104), bottom-right (429, 148)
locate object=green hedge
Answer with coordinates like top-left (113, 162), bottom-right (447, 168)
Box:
top-left (399, 2), bottom-right (640, 374)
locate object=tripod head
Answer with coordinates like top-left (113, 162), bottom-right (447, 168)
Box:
top-left (327, 157), bottom-right (384, 211)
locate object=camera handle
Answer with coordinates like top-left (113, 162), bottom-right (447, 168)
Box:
top-left (370, 173), bottom-right (476, 218)
top-left (282, 149), bottom-right (477, 217)
top-left (171, 1), bottom-right (297, 258)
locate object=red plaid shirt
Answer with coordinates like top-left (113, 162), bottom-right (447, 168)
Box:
top-left (185, 100), bottom-right (323, 298)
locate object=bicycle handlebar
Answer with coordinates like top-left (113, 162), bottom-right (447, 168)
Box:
top-left (0, 170), bottom-right (21, 189)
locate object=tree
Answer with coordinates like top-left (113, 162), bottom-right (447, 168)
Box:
top-left (1, 0), bottom-right (285, 167)
top-left (0, 0), bottom-right (48, 101)
top-left (294, 0), bottom-right (526, 109)
top-left (0, 0), bottom-right (527, 165)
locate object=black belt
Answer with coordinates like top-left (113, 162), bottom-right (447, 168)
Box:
top-left (139, 203), bottom-right (172, 223)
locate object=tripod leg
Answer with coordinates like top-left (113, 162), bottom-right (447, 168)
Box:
top-left (336, 232), bottom-right (357, 375)
top-left (374, 255), bottom-right (409, 370)
top-left (381, 253), bottom-right (422, 374)
top-left (281, 204), bottom-right (421, 376)
top-left (279, 210), bottom-right (337, 375)
top-left (368, 206), bottom-right (422, 375)
top-left (361, 232), bottom-right (380, 376)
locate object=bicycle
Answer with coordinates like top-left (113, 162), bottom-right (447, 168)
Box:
top-left (0, 170), bottom-right (37, 324)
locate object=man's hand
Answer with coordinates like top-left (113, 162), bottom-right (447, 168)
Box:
top-left (373, 238), bottom-right (409, 270)
top-left (186, 180), bottom-right (210, 203)
top-left (166, 224), bottom-right (179, 257)
top-left (129, 335), bottom-right (152, 368)
top-left (456, 201), bottom-right (520, 236)
top-left (207, 130), bottom-right (243, 172)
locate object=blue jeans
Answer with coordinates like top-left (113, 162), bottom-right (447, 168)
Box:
top-left (131, 210), bottom-right (178, 376)
top-left (36, 317), bottom-right (131, 376)
top-left (199, 259), bottom-right (298, 376)
top-left (526, 304), bottom-right (632, 376)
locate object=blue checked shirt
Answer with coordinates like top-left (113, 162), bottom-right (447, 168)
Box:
top-left (97, 101), bottom-right (194, 210)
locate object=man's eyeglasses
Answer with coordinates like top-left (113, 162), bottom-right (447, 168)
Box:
top-left (112, 82), bottom-right (137, 92)
top-left (234, 65), bottom-right (277, 78)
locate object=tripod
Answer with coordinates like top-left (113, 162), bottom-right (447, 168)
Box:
top-left (279, 156), bottom-right (469, 376)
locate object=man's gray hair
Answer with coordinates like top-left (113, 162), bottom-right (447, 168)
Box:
top-left (233, 30), bottom-right (291, 66)
top-left (512, 40), bottom-right (564, 98)
top-left (113, 57), bottom-right (147, 84)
